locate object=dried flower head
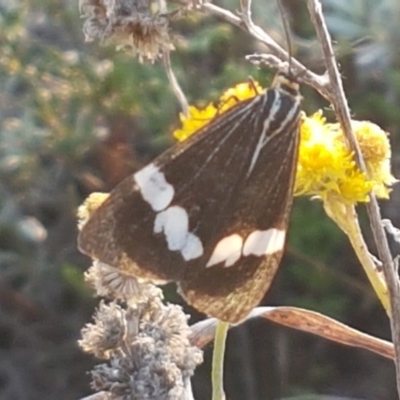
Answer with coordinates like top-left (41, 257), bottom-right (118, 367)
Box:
top-left (85, 260), bottom-right (163, 304)
top-left (79, 0), bottom-right (173, 63)
top-left (80, 296), bottom-right (203, 399)
top-left (80, 300), bottom-right (127, 359)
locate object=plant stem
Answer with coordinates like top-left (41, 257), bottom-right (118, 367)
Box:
top-left (212, 320), bottom-right (229, 400)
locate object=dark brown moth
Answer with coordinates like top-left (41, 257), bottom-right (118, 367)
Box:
top-left (78, 72), bottom-right (302, 323)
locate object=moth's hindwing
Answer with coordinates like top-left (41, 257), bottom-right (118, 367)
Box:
top-left (79, 78), bottom-right (302, 323)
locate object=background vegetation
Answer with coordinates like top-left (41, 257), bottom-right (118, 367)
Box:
top-left (1, 0), bottom-right (400, 399)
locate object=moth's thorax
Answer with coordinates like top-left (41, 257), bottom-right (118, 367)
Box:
top-left (271, 71), bottom-right (302, 101)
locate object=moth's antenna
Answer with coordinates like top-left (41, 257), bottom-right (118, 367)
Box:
top-left (277, 0), bottom-right (293, 75)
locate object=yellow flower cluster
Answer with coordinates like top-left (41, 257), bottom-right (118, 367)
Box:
top-left (77, 192), bottom-right (110, 230)
top-left (296, 111), bottom-right (395, 203)
top-left (173, 83), bottom-right (396, 205)
top-left (173, 81), bottom-right (262, 142)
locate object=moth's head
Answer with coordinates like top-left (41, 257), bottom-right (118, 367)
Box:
top-left (271, 71), bottom-right (301, 100)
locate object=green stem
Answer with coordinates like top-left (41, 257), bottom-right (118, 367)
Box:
top-left (212, 320), bottom-right (229, 400)
top-left (324, 198), bottom-right (390, 314)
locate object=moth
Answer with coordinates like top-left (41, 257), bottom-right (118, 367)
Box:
top-left (78, 71), bottom-right (302, 323)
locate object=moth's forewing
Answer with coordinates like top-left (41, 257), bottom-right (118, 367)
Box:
top-left (78, 84), bottom-right (301, 323)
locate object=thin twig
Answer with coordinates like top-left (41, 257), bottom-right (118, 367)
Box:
top-left (158, 0), bottom-right (189, 115)
top-left (163, 49), bottom-right (189, 116)
top-left (306, 0), bottom-right (400, 397)
top-left (382, 219), bottom-right (400, 244)
top-left (245, 53), bottom-right (331, 100)
top-left (202, 2), bottom-right (242, 28)
top-left (79, 392), bottom-right (109, 400)
top-left (202, 2), bottom-right (331, 100)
